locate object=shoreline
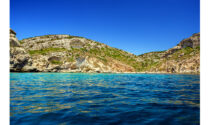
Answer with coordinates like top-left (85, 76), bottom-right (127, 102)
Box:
top-left (10, 71), bottom-right (200, 75)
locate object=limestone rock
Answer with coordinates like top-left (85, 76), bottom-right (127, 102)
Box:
top-left (9, 30), bottom-right (137, 73)
top-left (137, 33), bottom-right (200, 74)
top-left (10, 29), bottom-right (20, 47)
top-left (178, 33), bottom-right (200, 48)
top-left (9, 28), bottom-right (200, 74)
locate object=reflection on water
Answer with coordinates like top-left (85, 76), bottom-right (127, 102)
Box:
top-left (10, 73), bottom-right (200, 125)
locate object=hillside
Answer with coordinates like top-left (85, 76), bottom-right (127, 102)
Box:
top-left (138, 33), bottom-right (200, 73)
top-left (10, 29), bottom-right (141, 73)
top-left (10, 29), bottom-right (200, 73)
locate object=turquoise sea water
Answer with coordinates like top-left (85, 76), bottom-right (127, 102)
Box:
top-left (10, 73), bottom-right (200, 125)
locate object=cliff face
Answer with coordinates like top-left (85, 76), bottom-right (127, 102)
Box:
top-left (10, 29), bottom-right (200, 74)
top-left (10, 30), bottom-right (139, 73)
top-left (10, 29), bottom-right (38, 72)
top-left (138, 33), bottom-right (200, 74)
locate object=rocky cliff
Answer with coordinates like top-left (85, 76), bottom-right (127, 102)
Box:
top-left (138, 33), bottom-right (200, 74)
top-left (10, 29), bottom-right (200, 74)
top-left (10, 29), bottom-right (140, 73)
top-left (10, 29), bottom-right (37, 72)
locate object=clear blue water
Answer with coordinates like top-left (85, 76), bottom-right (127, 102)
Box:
top-left (10, 73), bottom-right (200, 125)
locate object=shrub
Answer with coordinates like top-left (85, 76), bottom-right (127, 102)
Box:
top-left (51, 60), bottom-right (62, 64)
top-left (28, 48), bottom-right (66, 55)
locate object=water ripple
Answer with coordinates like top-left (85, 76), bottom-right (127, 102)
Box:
top-left (10, 73), bottom-right (200, 125)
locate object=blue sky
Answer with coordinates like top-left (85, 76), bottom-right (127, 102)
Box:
top-left (10, 0), bottom-right (200, 55)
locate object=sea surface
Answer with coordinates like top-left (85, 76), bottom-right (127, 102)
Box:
top-left (10, 73), bottom-right (200, 125)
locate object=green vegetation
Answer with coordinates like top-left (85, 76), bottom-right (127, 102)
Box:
top-left (171, 47), bottom-right (199, 60)
top-left (28, 48), bottom-right (67, 55)
top-left (50, 60), bottom-right (62, 64)
top-left (26, 43), bottom-right (199, 72)
top-left (137, 46), bottom-right (200, 71)
top-left (67, 36), bottom-right (75, 39)
top-left (40, 35), bottom-right (50, 38)
top-left (36, 40), bottom-right (45, 44)
top-left (67, 57), bottom-right (74, 62)
top-left (19, 40), bottom-right (24, 44)
top-left (23, 33), bottom-right (199, 72)
top-left (86, 47), bottom-right (142, 71)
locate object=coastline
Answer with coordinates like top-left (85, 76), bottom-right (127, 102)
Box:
top-left (10, 30), bottom-right (200, 76)
top-left (10, 71), bottom-right (200, 75)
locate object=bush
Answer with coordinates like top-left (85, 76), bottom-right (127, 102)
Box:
top-left (51, 60), bottom-right (62, 64)
top-left (28, 48), bottom-right (66, 55)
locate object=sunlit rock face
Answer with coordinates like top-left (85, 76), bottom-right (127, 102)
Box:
top-left (10, 29), bottom-right (37, 72)
top-left (9, 29), bottom-right (200, 73)
top-left (10, 29), bottom-right (20, 47)
top-left (178, 33), bottom-right (200, 48)
top-left (137, 33), bottom-right (200, 74)
top-left (9, 29), bottom-right (137, 73)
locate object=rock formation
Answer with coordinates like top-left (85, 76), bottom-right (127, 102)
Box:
top-left (10, 30), bottom-right (137, 72)
top-left (10, 29), bottom-right (20, 47)
top-left (10, 29), bottom-right (200, 74)
top-left (10, 29), bottom-right (37, 72)
top-left (138, 33), bottom-right (200, 74)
